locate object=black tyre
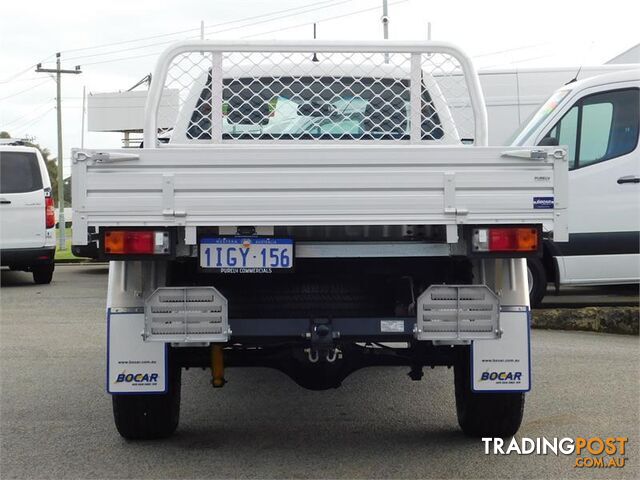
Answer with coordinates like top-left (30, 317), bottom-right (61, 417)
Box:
top-left (526, 257), bottom-right (547, 307)
top-left (32, 264), bottom-right (54, 284)
top-left (112, 362), bottom-right (181, 440)
top-left (454, 347), bottom-right (524, 438)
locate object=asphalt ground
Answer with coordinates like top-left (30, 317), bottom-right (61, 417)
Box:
top-left (1, 264), bottom-right (638, 479)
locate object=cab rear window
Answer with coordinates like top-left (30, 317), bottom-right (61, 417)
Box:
top-left (0, 152), bottom-right (43, 194)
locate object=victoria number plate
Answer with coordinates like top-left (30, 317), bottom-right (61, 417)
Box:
top-left (200, 237), bottom-right (293, 273)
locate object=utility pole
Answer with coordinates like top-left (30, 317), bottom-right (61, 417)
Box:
top-left (36, 53), bottom-right (81, 250)
top-left (381, 0), bottom-right (389, 63)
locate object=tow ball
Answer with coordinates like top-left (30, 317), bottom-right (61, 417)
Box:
top-left (306, 319), bottom-right (340, 363)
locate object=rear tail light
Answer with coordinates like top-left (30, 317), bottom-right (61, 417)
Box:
top-left (103, 230), bottom-right (170, 255)
top-left (472, 227), bottom-right (539, 253)
top-left (45, 193), bottom-right (55, 229)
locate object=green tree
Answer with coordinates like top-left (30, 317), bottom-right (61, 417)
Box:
top-left (0, 131), bottom-right (71, 206)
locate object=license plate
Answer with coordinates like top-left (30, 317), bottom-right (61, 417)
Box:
top-left (200, 237), bottom-right (293, 272)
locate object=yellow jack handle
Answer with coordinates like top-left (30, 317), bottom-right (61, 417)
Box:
top-left (211, 345), bottom-right (225, 388)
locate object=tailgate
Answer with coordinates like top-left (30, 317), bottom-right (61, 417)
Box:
top-left (71, 145), bottom-right (568, 245)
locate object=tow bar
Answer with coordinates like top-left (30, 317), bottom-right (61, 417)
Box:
top-left (306, 318), bottom-right (340, 363)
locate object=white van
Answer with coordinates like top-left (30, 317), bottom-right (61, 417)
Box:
top-left (510, 70), bottom-right (640, 305)
top-left (0, 144), bottom-right (56, 284)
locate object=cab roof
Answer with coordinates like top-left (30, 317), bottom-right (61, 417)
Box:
top-left (565, 68), bottom-right (639, 93)
top-left (0, 144), bottom-right (40, 153)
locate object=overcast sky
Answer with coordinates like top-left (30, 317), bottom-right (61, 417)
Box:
top-left (1, 0), bottom-right (638, 172)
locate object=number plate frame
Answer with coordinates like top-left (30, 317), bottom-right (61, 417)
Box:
top-left (199, 236), bottom-right (295, 273)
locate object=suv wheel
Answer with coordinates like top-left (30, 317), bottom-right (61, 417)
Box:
top-left (32, 264), bottom-right (54, 284)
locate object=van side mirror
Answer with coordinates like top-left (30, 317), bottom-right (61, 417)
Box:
top-left (538, 136), bottom-right (559, 147)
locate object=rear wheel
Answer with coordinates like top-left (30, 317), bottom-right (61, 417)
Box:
top-left (112, 362), bottom-right (181, 440)
top-left (454, 347), bottom-right (524, 438)
top-left (32, 264), bottom-right (54, 284)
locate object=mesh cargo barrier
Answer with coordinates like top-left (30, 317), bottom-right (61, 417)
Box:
top-left (147, 42), bottom-right (484, 145)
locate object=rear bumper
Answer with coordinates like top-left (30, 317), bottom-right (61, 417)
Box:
top-left (0, 247), bottom-right (55, 268)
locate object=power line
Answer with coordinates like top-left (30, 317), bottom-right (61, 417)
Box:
top-left (0, 55), bottom-right (54, 84)
top-left (82, 1), bottom-right (405, 67)
top-left (0, 80), bottom-right (51, 101)
top-left (5, 106), bottom-right (55, 133)
top-left (1, 102), bottom-right (54, 129)
top-left (205, 0), bottom-right (357, 37)
top-left (63, 0), bottom-right (340, 54)
top-left (1, 2), bottom-right (346, 83)
top-left (243, 0), bottom-right (408, 38)
top-left (65, 36), bottom-right (198, 63)
top-left (82, 50), bottom-right (166, 67)
top-left (0, 76), bottom-right (51, 85)
top-left (3, 0), bottom-right (362, 82)
top-left (0, 64), bottom-right (39, 84)
top-left (63, 0), bottom-right (352, 61)
top-left (13, 107), bottom-right (55, 132)
top-left (474, 42), bottom-right (553, 59)
top-left (67, 0), bottom-right (357, 63)
top-left (60, 26), bottom-right (200, 56)
top-left (483, 54), bottom-right (555, 69)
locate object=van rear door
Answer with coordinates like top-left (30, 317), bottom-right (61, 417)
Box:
top-left (0, 150), bottom-right (46, 249)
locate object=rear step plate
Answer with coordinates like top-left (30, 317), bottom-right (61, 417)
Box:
top-left (415, 285), bottom-right (500, 341)
top-left (144, 286), bottom-right (230, 343)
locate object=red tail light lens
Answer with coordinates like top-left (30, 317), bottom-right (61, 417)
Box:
top-left (103, 230), bottom-right (169, 255)
top-left (472, 227), bottom-right (539, 253)
top-left (45, 196), bottom-right (55, 229)
top-left (105, 231), bottom-right (153, 254)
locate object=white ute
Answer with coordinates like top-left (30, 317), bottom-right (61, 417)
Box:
top-left (71, 41), bottom-right (569, 440)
